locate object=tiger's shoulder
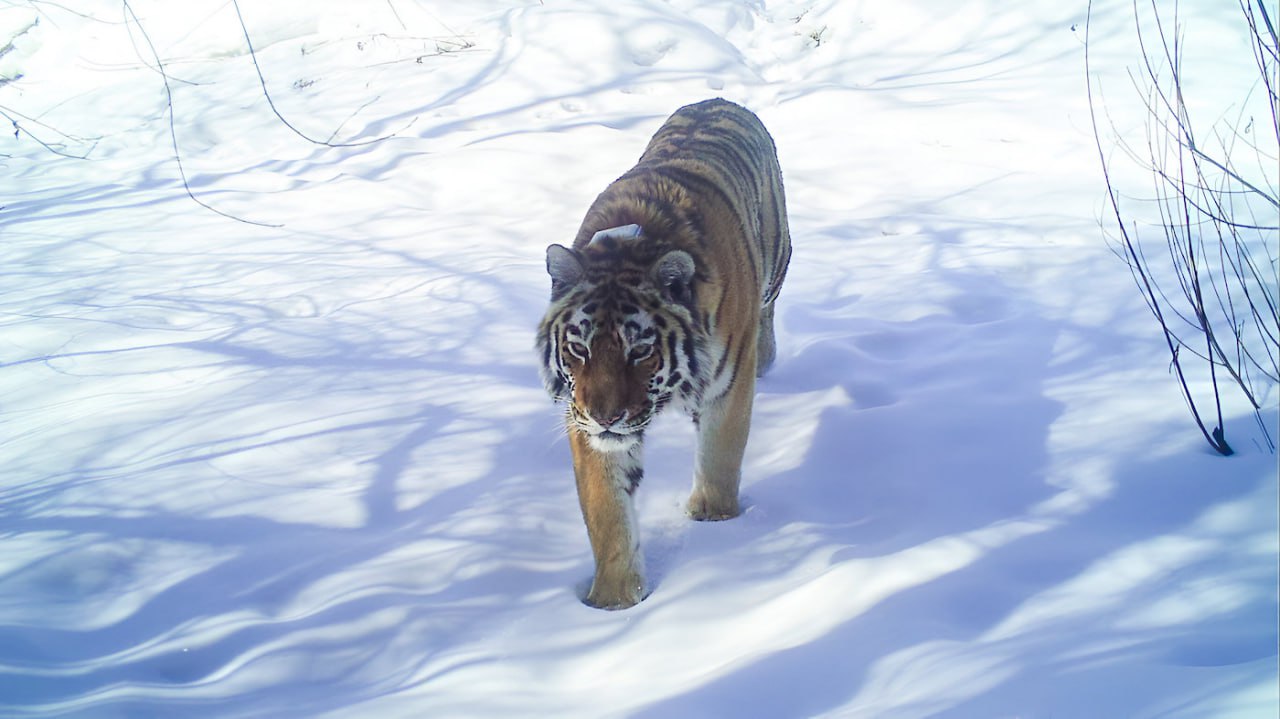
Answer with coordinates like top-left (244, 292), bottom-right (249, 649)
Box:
top-left (570, 99), bottom-right (789, 301)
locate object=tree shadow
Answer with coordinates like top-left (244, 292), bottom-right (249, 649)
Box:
top-left (0, 386), bottom-right (577, 716)
top-left (657, 412), bottom-right (1277, 716)
top-left (628, 205), bottom-right (1277, 716)
top-left (0, 138), bottom-right (574, 719)
top-left (3, 2), bottom-right (1274, 717)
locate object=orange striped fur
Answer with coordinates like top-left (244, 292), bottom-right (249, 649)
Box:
top-left (536, 98), bottom-right (791, 609)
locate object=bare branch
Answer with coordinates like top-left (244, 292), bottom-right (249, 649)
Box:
top-left (1086, 0), bottom-right (1280, 454)
top-left (1085, 1), bottom-right (1236, 455)
top-left (229, 0), bottom-right (410, 148)
top-left (122, 0), bottom-right (281, 228)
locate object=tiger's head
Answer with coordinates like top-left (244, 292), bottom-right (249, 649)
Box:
top-left (536, 239), bottom-right (707, 453)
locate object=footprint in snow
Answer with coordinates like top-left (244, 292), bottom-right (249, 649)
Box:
top-left (632, 37), bottom-right (677, 67)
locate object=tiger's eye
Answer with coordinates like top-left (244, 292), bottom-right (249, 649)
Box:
top-left (628, 344), bottom-right (653, 363)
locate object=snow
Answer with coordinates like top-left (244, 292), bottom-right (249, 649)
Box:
top-left (1, 0), bottom-right (1276, 717)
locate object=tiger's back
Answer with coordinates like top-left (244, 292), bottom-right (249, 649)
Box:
top-left (537, 98), bottom-right (791, 609)
top-left (573, 98), bottom-right (791, 347)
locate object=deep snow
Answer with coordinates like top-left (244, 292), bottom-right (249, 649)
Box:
top-left (1, 1), bottom-right (1276, 717)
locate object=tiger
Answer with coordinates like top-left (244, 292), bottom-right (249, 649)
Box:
top-left (536, 98), bottom-right (792, 610)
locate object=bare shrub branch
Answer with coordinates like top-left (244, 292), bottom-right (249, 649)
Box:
top-left (1085, 0), bottom-right (1280, 455)
top-left (122, 0), bottom-right (281, 227)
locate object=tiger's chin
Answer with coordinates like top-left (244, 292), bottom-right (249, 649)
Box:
top-left (586, 429), bottom-right (642, 453)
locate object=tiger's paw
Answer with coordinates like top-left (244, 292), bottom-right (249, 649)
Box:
top-left (686, 491), bottom-right (740, 522)
top-left (583, 568), bottom-right (646, 610)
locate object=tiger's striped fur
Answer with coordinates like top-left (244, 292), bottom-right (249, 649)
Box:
top-left (536, 98), bottom-right (791, 609)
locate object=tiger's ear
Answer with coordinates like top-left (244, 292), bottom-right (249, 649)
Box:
top-left (653, 250), bottom-right (696, 305)
top-left (546, 244), bottom-right (584, 300)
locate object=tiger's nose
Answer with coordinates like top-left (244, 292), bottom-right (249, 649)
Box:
top-left (591, 409), bottom-right (627, 429)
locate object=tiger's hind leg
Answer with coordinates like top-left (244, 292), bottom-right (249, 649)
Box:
top-left (756, 300), bottom-right (776, 378)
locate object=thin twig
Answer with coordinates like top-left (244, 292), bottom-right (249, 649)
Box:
top-left (1085, 0), bottom-right (1233, 452)
top-left (123, 0), bottom-right (281, 228)
top-left (0, 106), bottom-right (97, 159)
top-left (230, 0), bottom-right (403, 147)
top-left (1106, 0), bottom-right (1279, 451)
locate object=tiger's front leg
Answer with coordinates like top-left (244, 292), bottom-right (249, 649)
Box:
top-left (568, 425), bottom-right (646, 609)
top-left (688, 347), bottom-right (757, 521)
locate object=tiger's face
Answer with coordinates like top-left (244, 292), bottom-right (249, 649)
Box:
top-left (538, 243), bottom-right (706, 452)
top-left (557, 299), bottom-right (663, 451)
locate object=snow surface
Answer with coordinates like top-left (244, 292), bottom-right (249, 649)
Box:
top-left (1, 1), bottom-right (1276, 717)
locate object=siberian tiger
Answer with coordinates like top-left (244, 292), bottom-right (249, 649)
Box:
top-left (536, 98), bottom-right (791, 609)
